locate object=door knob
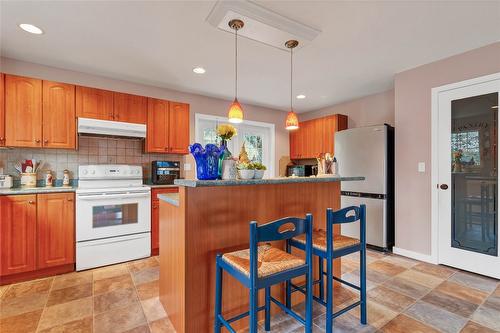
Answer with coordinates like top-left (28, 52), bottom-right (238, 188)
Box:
top-left (440, 184), bottom-right (449, 190)
top-left (35, 139), bottom-right (41, 143)
top-left (43, 139), bottom-right (49, 144)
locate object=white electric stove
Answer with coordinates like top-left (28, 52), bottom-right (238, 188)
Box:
top-left (76, 165), bottom-right (151, 271)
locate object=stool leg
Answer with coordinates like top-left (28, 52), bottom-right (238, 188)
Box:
top-left (318, 256), bottom-right (324, 301)
top-left (214, 257), bottom-right (223, 333)
top-left (249, 288), bottom-right (258, 333)
top-left (360, 248), bottom-right (367, 325)
top-left (265, 287), bottom-right (271, 331)
top-left (285, 241), bottom-right (292, 309)
top-left (326, 257), bottom-right (333, 333)
top-left (306, 260), bottom-right (313, 333)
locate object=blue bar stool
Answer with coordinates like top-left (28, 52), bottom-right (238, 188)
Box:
top-left (287, 205), bottom-right (367, 332)
top-left (214, 215), bottom-right (314, 333)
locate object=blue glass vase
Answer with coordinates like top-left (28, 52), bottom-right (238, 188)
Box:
top-left (189, 143), bottom-right (225, 180)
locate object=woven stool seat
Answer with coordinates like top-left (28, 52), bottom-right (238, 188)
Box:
top-left (293, 230), bottom-right (359, 252)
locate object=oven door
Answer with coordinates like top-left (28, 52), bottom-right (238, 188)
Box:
top-left (76, 188), bottom-right (151, 242)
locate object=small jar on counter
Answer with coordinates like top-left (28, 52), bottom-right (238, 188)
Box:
top-left (45, 170), bottom-right (53, 187)
top-left (62, 169), bottom-right (71, 187)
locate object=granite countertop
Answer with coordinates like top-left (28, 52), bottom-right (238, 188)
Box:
top-left (158, 193), bottom-right (180, 206)
top-left (174, 175), bottom-right (365, 188)
top-left (0, 186), bottom-right (78, 195)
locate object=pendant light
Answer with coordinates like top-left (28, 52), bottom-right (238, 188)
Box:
top-left (228, 19), bottom-right (244, 123)
top-left (285, 40), bottom-right (299, 130)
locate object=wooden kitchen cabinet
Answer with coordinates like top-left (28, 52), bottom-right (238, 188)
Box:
top-left (289, 114), bottom-right (348, 159)
top-left (0, 73), bottom-right (5, 146)
top-left (42, 81), bottom-right (76, 149)
top-left (0, 195), bottom-right (37, 276)
top-left (113, 92), bottom-right (147, 124)
top-left (76, 86), bottom-right (114, 120)
top-left (5, 75), bottom-right (43, 147)
top-left (37, 193), bottom-right (75, 269)
top-left (168, 102), bottom-right (190, 154)
top-left (151, 187), bottom-right (178, 255)
top-left (147, 98), bottom-right (170, 153)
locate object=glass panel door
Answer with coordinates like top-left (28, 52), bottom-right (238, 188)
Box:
top-left (451, 93), bottom-right (498, 256)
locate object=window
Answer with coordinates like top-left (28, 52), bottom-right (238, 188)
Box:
top-left (451, 130), bottom-right (480, 166)
top-left (195, 114), bottom-right (275, 176)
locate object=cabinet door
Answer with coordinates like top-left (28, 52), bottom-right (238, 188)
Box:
top-left (42, 81), bottom-right (76, 149)
top-left (309, 118), bottom-right (324, 158)
top-left (323, 115), bottom-right (348, 155)
top-left (5, 75), bottom-right (43, 147)
top-left (37, 193), bottom-right (75, 269)
top-left (0, 73), bottom-right (5, 146)
top-left (289, 129), bottom-right (299, 159)
top-left (76, 86), bottom-right (113, 120)
top-left (168, 102), bottom-right (190, 154)
top-left (0, 195), bottom-right (37, 276)
top-left (146, 98), bottom-right (169, 153)
top-left (151, 188), bottom-right (178, 255)
top-left (113, 92), bottom-right (147, 124)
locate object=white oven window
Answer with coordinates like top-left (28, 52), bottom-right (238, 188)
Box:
top-left (92, 203), bottom-right (139, 228)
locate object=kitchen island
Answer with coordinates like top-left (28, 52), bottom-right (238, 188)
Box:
top-left (158, 176), bottom-right (364, 333)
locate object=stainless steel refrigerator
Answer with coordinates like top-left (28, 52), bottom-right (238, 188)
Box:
top-left (335, 124), bottom-right (394, 251)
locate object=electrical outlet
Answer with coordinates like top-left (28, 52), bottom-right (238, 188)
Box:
top-left (418, 162), bottom-right (425, 173)
top-left (184, 163), bottom-right (191, 171)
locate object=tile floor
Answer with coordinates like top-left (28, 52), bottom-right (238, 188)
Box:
top-left (0, 250), bottom-right (499, 333)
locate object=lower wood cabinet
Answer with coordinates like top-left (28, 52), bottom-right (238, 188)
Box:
top-left (37, 193), bottom-right (75, 269)
top-left (0, 193), bottom-right (75, 283)
top-left (151, 187), bottom-right (178, 255)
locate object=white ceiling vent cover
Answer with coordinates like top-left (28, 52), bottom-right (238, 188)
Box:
top-left (206, 1), bottom-right (321, 51)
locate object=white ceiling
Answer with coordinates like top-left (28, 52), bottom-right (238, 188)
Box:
top-left (1, 1), bottom-right (499, 113)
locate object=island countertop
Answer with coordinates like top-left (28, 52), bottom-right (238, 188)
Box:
top-left (173, 175), bottom-right (364, 187)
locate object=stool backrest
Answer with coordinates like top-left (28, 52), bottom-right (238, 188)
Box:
top-left (326, 205), bottom-right (366, 251)
top-left (249, 215), bottom-right (313, 282)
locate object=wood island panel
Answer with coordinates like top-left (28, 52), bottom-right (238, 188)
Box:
top-left (159, 181), bottom-right (342, 333)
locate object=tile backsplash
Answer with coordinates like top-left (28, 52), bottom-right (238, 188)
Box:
top-left (0, 136), bottom-right (183, 182)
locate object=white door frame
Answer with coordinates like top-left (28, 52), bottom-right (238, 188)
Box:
top-left (431, 72), bottom-right (500, 267)
top-left (194, 113), bottom-right (276, 177)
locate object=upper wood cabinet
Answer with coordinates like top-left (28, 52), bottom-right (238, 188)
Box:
top-left (168, 102), bottom-right (190, 154)
top-left (5, 75), bottom-right (43, 147)
top-left (147, 98), bottom-right (170, 153)
top-left (146, 98), bottom-right (190, 154)
top-left (0, 195), bottom-right (37, 276)
top-left (289, 114), bottom-right (348, 159)
top-left (76, 86), bottom-right (114, 121)
top-left (0, 73), bottom-right (4, 146)
top-left (113, 92), bottom-right (147, 124)
top-left (37, 193), bottom-right (75, 269)
top-left (42, 81), bottom-right (76, 149)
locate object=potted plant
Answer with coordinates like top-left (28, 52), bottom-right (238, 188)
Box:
top-left (252, 162), bottom-right (267, 179)
top-left (217, 124), bottom-right (238, 179)
top-left (237, 162), bottom-right (255, 180)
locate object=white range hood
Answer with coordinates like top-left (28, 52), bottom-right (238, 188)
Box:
top-left (78, 117), bottom-right (146, 138)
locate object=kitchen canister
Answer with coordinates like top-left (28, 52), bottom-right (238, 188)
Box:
top-left (45, 170), bottom-right (53, 187)
top-left (221, 159), bottom-right (237, 180)
top-left (62, 169), bottom-right (71, 187)
top-left (20, 173), bottom-right (37, 188)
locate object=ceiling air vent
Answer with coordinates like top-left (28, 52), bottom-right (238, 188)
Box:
top-left (206, 1), bottom-right (321, 51)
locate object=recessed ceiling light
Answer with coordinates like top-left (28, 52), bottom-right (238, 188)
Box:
top-left (193, 67), bottom-right (206, 74)
top-left (19, 23), bottom-right (43, 34)
top-left (296, 94), bottom-right (306, 99)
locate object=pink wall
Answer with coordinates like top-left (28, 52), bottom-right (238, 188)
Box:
top-left (0, 57), bottom-right (289, 177)
top-left (394, 42), bottom-right (500, 256)
top-left (300, 89), bottom-right (394, 127)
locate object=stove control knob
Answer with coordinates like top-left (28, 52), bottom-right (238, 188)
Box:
top-left (82, 170), bottom-right (88, 175)
top-left (91, 170), bottom-right (96, 175)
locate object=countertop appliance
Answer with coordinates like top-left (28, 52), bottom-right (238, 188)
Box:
top-left (76, 164), bottom-right (151, 271)
top-left (286, 164), bottom-right (318, 177)
top-left (335, 124), bottom-right (394, 251)
top-left (0, 175), bottom-right (13, 189)
top-left (78, 117), bottom-right (147, 138)
top-left (152, 161), bottom-right (181, 185)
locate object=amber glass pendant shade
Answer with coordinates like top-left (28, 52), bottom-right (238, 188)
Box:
top-left (285, 111), bottom-right (299, 130)
top-left (228, 98), bottom-right (243, 124)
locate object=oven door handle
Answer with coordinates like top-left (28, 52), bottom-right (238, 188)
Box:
top-left (77, 193), bottom-right (150, 201)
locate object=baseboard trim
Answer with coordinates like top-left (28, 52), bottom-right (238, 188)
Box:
top-left (392, 247), bottom-right (438, 264)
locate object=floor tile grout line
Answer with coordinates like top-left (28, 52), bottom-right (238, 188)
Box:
top-left (34, 276), bottom-right (55, 333)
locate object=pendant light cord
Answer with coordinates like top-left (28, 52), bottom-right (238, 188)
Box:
top-left (290, 46), bottom-right (293, 112)
top-left (235, 28), bottom-right (238, 100)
